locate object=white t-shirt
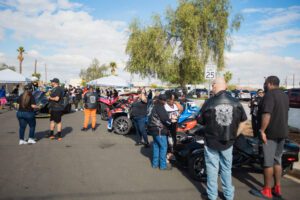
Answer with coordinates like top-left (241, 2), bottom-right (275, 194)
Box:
top-left (164, 103), bottom-right (180, 120)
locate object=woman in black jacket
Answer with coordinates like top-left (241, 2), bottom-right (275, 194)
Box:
top-left (147, 94), bottom-right (174, 170)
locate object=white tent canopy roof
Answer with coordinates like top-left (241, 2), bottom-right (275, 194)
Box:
top-left (87, 75), bottom-right (130, 87)
top-left (0, 69), bottom-right (30, 83)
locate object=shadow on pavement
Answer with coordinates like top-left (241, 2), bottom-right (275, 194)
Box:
top-left (232, 167), bottom-right (264, 190)
top-left (35, 126), bottom-right (73, 141)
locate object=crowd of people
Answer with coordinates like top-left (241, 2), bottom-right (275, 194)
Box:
top-left (11, 75), bottom-right (289, 200)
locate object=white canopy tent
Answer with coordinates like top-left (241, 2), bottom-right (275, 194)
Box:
top-left (0, 69), bottom-right (30, 83)
top-left (87, 75), bottom-right (130, 87)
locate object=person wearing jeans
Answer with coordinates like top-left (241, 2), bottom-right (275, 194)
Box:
top-left (133, 116), bottom-right (149, 146)
top-left (17, 84), bottom-right (39, 145)
top-left (152, 134), bottom-right (167, 169)
top-left (204, 145), bottom-right (234, 200)
top-left (147, 94), bottom-right (172, 170)
top-left (198, 77), bottom-right (247, 200)
top-left (17, 111), bottom-right (36, 143)
top-left (131, 89), bottom-right (149, 147)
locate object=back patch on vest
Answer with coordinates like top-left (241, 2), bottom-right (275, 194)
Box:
top-left (215, 104), bottom-right (233, 126)
top-left (89, 96), bottom-right (96, 104)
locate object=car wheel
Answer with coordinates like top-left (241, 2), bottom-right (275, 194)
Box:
top-left (113, 116), bottom-right (132, 135)
top-left (188, 151), bottom-right (206, 181)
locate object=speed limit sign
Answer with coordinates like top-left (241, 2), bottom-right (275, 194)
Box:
top-left (205, 67), bottom-right (216, 80)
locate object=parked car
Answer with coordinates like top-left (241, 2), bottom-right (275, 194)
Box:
top-left (187, 89), bottom-right (208, 98)
top-left (33, 90), bottom-right (72, 118)
top-left (287, 88), bottom-right (300, 108)
top-left (231, 89), bottom-right (251, 101)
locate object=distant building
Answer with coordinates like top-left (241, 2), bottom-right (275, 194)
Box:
top-left (68, 78), bottom-right (82, 87)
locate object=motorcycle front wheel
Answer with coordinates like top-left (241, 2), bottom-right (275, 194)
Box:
top-left (188, 151), bottom-right (206, 181)
top-left (113, 116), bottom-right (132, 135)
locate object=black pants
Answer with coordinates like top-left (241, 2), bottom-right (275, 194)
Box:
top-left (168, 123), bottom-right (177, 153)
top-left (251, 115), bottom-right (260, 138)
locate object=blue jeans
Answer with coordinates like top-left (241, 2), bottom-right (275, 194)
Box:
top-left (204, 145), bottom-right (234, 200)
top-left (17, 111), bottom-right (36, 140)
top-left (133, 116), bottom-right (148, 144)
top-left (152, 135), bottom-right (168, 169)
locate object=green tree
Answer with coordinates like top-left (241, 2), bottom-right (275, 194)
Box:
top-left (0, 63), bottom-right (16, 71)
top-left (109, 62), bottom-right (117, 75)
top-left (17, 46), bottom-right (25, 74)
top-left (79, 58), bottom-right (108, 82)
top-left (32, 72), bottom-right (41, 80)
top-left (223, 71), bottom-right (232, 83)
top-left (126, 0), bottom-right (242, 93)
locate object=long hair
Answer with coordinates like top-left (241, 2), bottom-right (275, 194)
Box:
top-left (20, 88), bottom-right (32, 109)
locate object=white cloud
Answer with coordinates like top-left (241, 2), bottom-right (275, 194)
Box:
top-left (225, 51), bottom-right (300, 87)
top-left (242, 6), bottom-right (300, 31)
top-left (0, 0), bottom-right (129, 82)
top-left (232, 29), bottom-right (300, 52)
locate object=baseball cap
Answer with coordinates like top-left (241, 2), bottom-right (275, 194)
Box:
top-left (158, 94), bottom-right (167, 101)
top-left (50, 78), bottom-right (60, 83)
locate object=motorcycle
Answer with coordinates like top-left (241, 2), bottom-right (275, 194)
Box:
top-left (33, 90), bottom-right (72, 118)
top-left (98, 92), bottom-right (139, 121)
top-left (176, 101), bottom-right (200, 139)
top-left (174, 128), bottom-right (300, 182)
top-left (107, 100), bottom-right (133, 135)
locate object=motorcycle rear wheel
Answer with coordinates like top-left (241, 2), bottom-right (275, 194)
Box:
top-left (188, 151), bottom-right (206, 181)
top-left (113, 116), bottom-right (132, 135)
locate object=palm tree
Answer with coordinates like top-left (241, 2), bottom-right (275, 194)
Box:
top-left (17, 46), bottom-right (25, 74)
top-left (223, 71), bottom-right (233, 83)
top-left (109, 62), bottom-right (117, 75)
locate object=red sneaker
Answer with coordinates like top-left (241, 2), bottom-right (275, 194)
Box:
top-left (260, 187), bottom-right (272, 199)
top-left (272, 185), bottom-right (282, 197)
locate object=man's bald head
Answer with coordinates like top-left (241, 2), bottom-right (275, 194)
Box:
top-left (212, 77), bottom-right (227, 94)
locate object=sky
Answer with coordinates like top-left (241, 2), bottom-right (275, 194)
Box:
top-left (0, 0), bottom-right (299, 88)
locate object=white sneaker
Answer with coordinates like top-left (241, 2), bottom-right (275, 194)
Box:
top-left (27, 138), bottom-right (36, 144)
top-left (19, 140), bottom-right (28, 145)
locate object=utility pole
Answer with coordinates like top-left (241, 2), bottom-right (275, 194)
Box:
top-left (293, 74), bottom-right (295, 88)
top-left (34, 59), bottom-right (37, 74)
top-left (285, 76), bottom-right (288, 88)
top-left (45, 64), bottom-right (47, 83)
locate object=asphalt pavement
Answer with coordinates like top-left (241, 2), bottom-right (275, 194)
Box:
top-left (0, 110), bottom-right (300, 200)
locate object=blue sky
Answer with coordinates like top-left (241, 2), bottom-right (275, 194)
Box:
top-left (0, 0), bottom-right (299, 87)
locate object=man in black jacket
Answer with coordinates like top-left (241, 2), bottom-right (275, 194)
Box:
top-left (82, 86), bottom-right (98, 131)
top-left (198, 77), bottom-right (247, 200)
top-left (258, 76), bottom-right (289, 199)
top-left (249, 89), bottom-right (264, 137)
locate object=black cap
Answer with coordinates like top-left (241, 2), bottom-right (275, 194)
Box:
top-left (158, 94), bottom-right (167, 101)
top-left (50, 78), bottom-right (59, 83)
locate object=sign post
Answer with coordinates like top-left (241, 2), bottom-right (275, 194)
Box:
top-left (205, 63), bottom-right (216, 98)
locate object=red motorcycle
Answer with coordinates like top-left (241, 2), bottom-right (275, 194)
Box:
top-left (97, 92), bottom-right (139, 120)
top-left (107, 100), bottom-right (132, 135)
top-left (97, 96), bottom-right (119, 120)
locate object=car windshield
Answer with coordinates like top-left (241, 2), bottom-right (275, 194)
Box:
top-left (242, 90), bottom-right (249, 93)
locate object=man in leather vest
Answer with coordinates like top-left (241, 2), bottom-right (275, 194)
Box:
top-left (198, 77), bottom-right (247, 200)
top-left (82, 86), bottom-right (98, 131)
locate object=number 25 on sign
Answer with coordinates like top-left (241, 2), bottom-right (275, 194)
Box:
top-left (205, 68), bottom-right (216, 80)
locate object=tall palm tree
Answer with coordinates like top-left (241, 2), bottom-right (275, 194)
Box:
top-left (109, 62), bottom-right (117, 75)
top-left (17, 46), bottom-right (25, 74)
